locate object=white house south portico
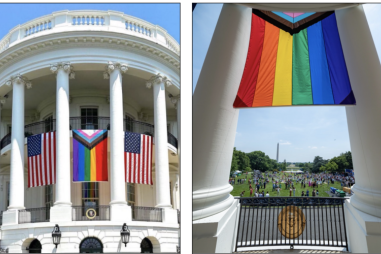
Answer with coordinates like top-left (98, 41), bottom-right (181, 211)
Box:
top-left (0, 10), bottom-right (180, 253)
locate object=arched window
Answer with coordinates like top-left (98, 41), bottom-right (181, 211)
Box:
top-left (28, 239), bottom-right (42, 253)
top-left (141, 238), bottom-right (153, 253)
top-left (80, 237), bottom-right (103, 253)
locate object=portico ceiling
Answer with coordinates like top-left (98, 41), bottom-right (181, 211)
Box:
top-left (1, 70), bottom-right (177, 112)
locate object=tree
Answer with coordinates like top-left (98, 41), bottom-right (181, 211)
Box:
top-left (247, 151), bottom-right (272, 172)
top-left (341, 151), bottom-right (353, 169)
top-left (230, 147), bottom-right (239, 172)
top-left (312, 156), bottom-right (328, 173)
top-left (320, 161), bottom-right (338, 173)
top-left (330, 156), bottom-right (349, 172)
top-left (236, 150), bottom-right (250, 171)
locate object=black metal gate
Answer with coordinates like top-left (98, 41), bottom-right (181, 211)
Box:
top-left (235, 197), bottom-right (348, 251)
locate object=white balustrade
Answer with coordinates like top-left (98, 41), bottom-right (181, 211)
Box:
top-left (0, 10), bottom-right (179, 56)
top-left (72, 15), bottom-right (105, 26)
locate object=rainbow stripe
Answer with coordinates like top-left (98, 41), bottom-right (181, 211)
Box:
top-left (234, 12), bottom-right (355, 108)
top-left (73, 130), bottom-right (108, 182)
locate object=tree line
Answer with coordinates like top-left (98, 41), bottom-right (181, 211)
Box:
top-left (230, 148), bottom-right (353, 174)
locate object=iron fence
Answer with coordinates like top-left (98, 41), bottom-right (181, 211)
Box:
top-left (0, 117), bottom-right (178, 149)
top-left (72, 205), bottom-right (110, 221)
top-left (235, 197), bottom-right (348, 251)
top-left (132, 206), bottom-right (163, 222)
top-left (18, 206), bottom-right (50, 224)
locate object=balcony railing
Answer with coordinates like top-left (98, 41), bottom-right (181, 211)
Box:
top-left (0, 117), bottom-right (178, 150)
top-left (132, 206), bottom-right (163, 222)
top-left (0, 10), bottom-right (179, 55)
top-left (18, 206), bottom-right (50, 224)
top-left (72, 205), bottom-right (110, 221)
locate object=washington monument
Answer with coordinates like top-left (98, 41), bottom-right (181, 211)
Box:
top-left (276, 142), bottom-right (279, 162)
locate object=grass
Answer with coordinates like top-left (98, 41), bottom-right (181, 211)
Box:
top-left (230, 172), bottom-right (343, 198)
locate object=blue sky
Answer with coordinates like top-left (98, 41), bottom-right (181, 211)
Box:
top-left (193, 4), bottom-right (381, 163)
top-left (0, 3), bottom-right (179, 42)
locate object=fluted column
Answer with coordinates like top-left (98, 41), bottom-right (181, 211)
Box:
top-left (104, 62), bottom-right (131, 221)
top-left (146, 74), bottom-right (172, 209)
top-left (7, 75), bottom-right (31, 210)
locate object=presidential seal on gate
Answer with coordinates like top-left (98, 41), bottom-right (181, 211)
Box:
top-left (86, 208), bottom-right (97, 220)
top-left (277, 205), bottom-right (306, 239)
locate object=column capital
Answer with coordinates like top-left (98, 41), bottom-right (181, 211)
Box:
top-left (146, 73), bottom-right (173, 89)
top-left (50, 62), bottom-right (75, 79)
top-left (5, 74), bottom-right (32, 89)
top-left (104, 61), bottom-right (128, 79)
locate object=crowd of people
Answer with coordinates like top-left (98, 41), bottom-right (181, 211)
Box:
top-left (230, 171), bottom-right (355, 198)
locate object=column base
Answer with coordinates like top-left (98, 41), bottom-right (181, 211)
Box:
top-left (193, 198), bottom-right (240, 253)
top-left (344, 198), bottom-right (381, 253)
top-left (50, 206), bottom-right (72, 222)
top-left (162, 208), bottom-right (179, 224)
top-left (2, 210), bottom-right (18, 225)
top-left (110, 204), bottom-right (131, 222)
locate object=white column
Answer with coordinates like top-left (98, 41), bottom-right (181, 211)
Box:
top-left (50, 63), bottom-right (74, 222)
top-left (147, 74), bottom-right (172, 209)
top-left (169, 94), bottom-right (180, 211)
top-left (2, 75), bottom-right (31, 225)
top-left (105, 62), bottom-right (131, 221)
top-left (336, 5), bottom-right (381, 253)
top-left (192, 4), bottom-right (251, 253)
top-left (8, 76), bottom-right (30, 210)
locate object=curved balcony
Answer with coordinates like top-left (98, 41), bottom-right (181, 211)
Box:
top-left (0, 10), bottom-right (179, 56)
top-left (0, 117), bottom-right (178, 150)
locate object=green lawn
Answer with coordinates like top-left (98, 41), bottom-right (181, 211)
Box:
top-left (230, 172), bottom-right (343, 198)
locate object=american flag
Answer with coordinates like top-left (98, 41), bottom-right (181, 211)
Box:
top-left (27, 132), bottom-right (56, 188)
top-left (124, 132), bottom-right (153, 185)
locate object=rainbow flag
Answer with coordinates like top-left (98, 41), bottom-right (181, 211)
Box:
top-left (234, 11), bottom-right (355, 108)
top-left (73, 130), bottom-right (108, 182)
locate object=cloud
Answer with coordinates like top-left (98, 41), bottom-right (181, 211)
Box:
top-left (279, 140), bottom-right (291, 145)
top-left (308, 146), bottom-right (318, 149)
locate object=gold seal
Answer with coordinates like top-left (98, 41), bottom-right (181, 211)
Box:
top-left (277, 205), bottom-right (306, 239)
top-left (86, 208), bottom-right (97, 220)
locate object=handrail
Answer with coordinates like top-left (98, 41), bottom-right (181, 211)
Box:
top-left (72, 205), bottom-right (110, 221)
top-left (18, 206), bottom-right (50, 224)
top-left (0, 10), bottom-right (179, 55)
top-left (132, 205), bottom-right (163, 222)
top-left (0, 117), bottom-right (178, 149)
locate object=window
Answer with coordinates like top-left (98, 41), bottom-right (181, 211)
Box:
top-left (45, 185), bottom-right (54, 207)
top-left (7, 125), bottom-right (11, 134)
top-left (81, 108), bottom-right (98, 129)
top-left (44, 114), bottom-right (54, 132)
top-left (82, 182), bottom-right (99, 215)
top-left (125, 114), bottom-right (134, 132)
top-left (127, 183), bottom-right (135, 206)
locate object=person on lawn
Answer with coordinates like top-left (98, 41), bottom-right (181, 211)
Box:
top-left (306, 189), bottom-right (310, 197)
